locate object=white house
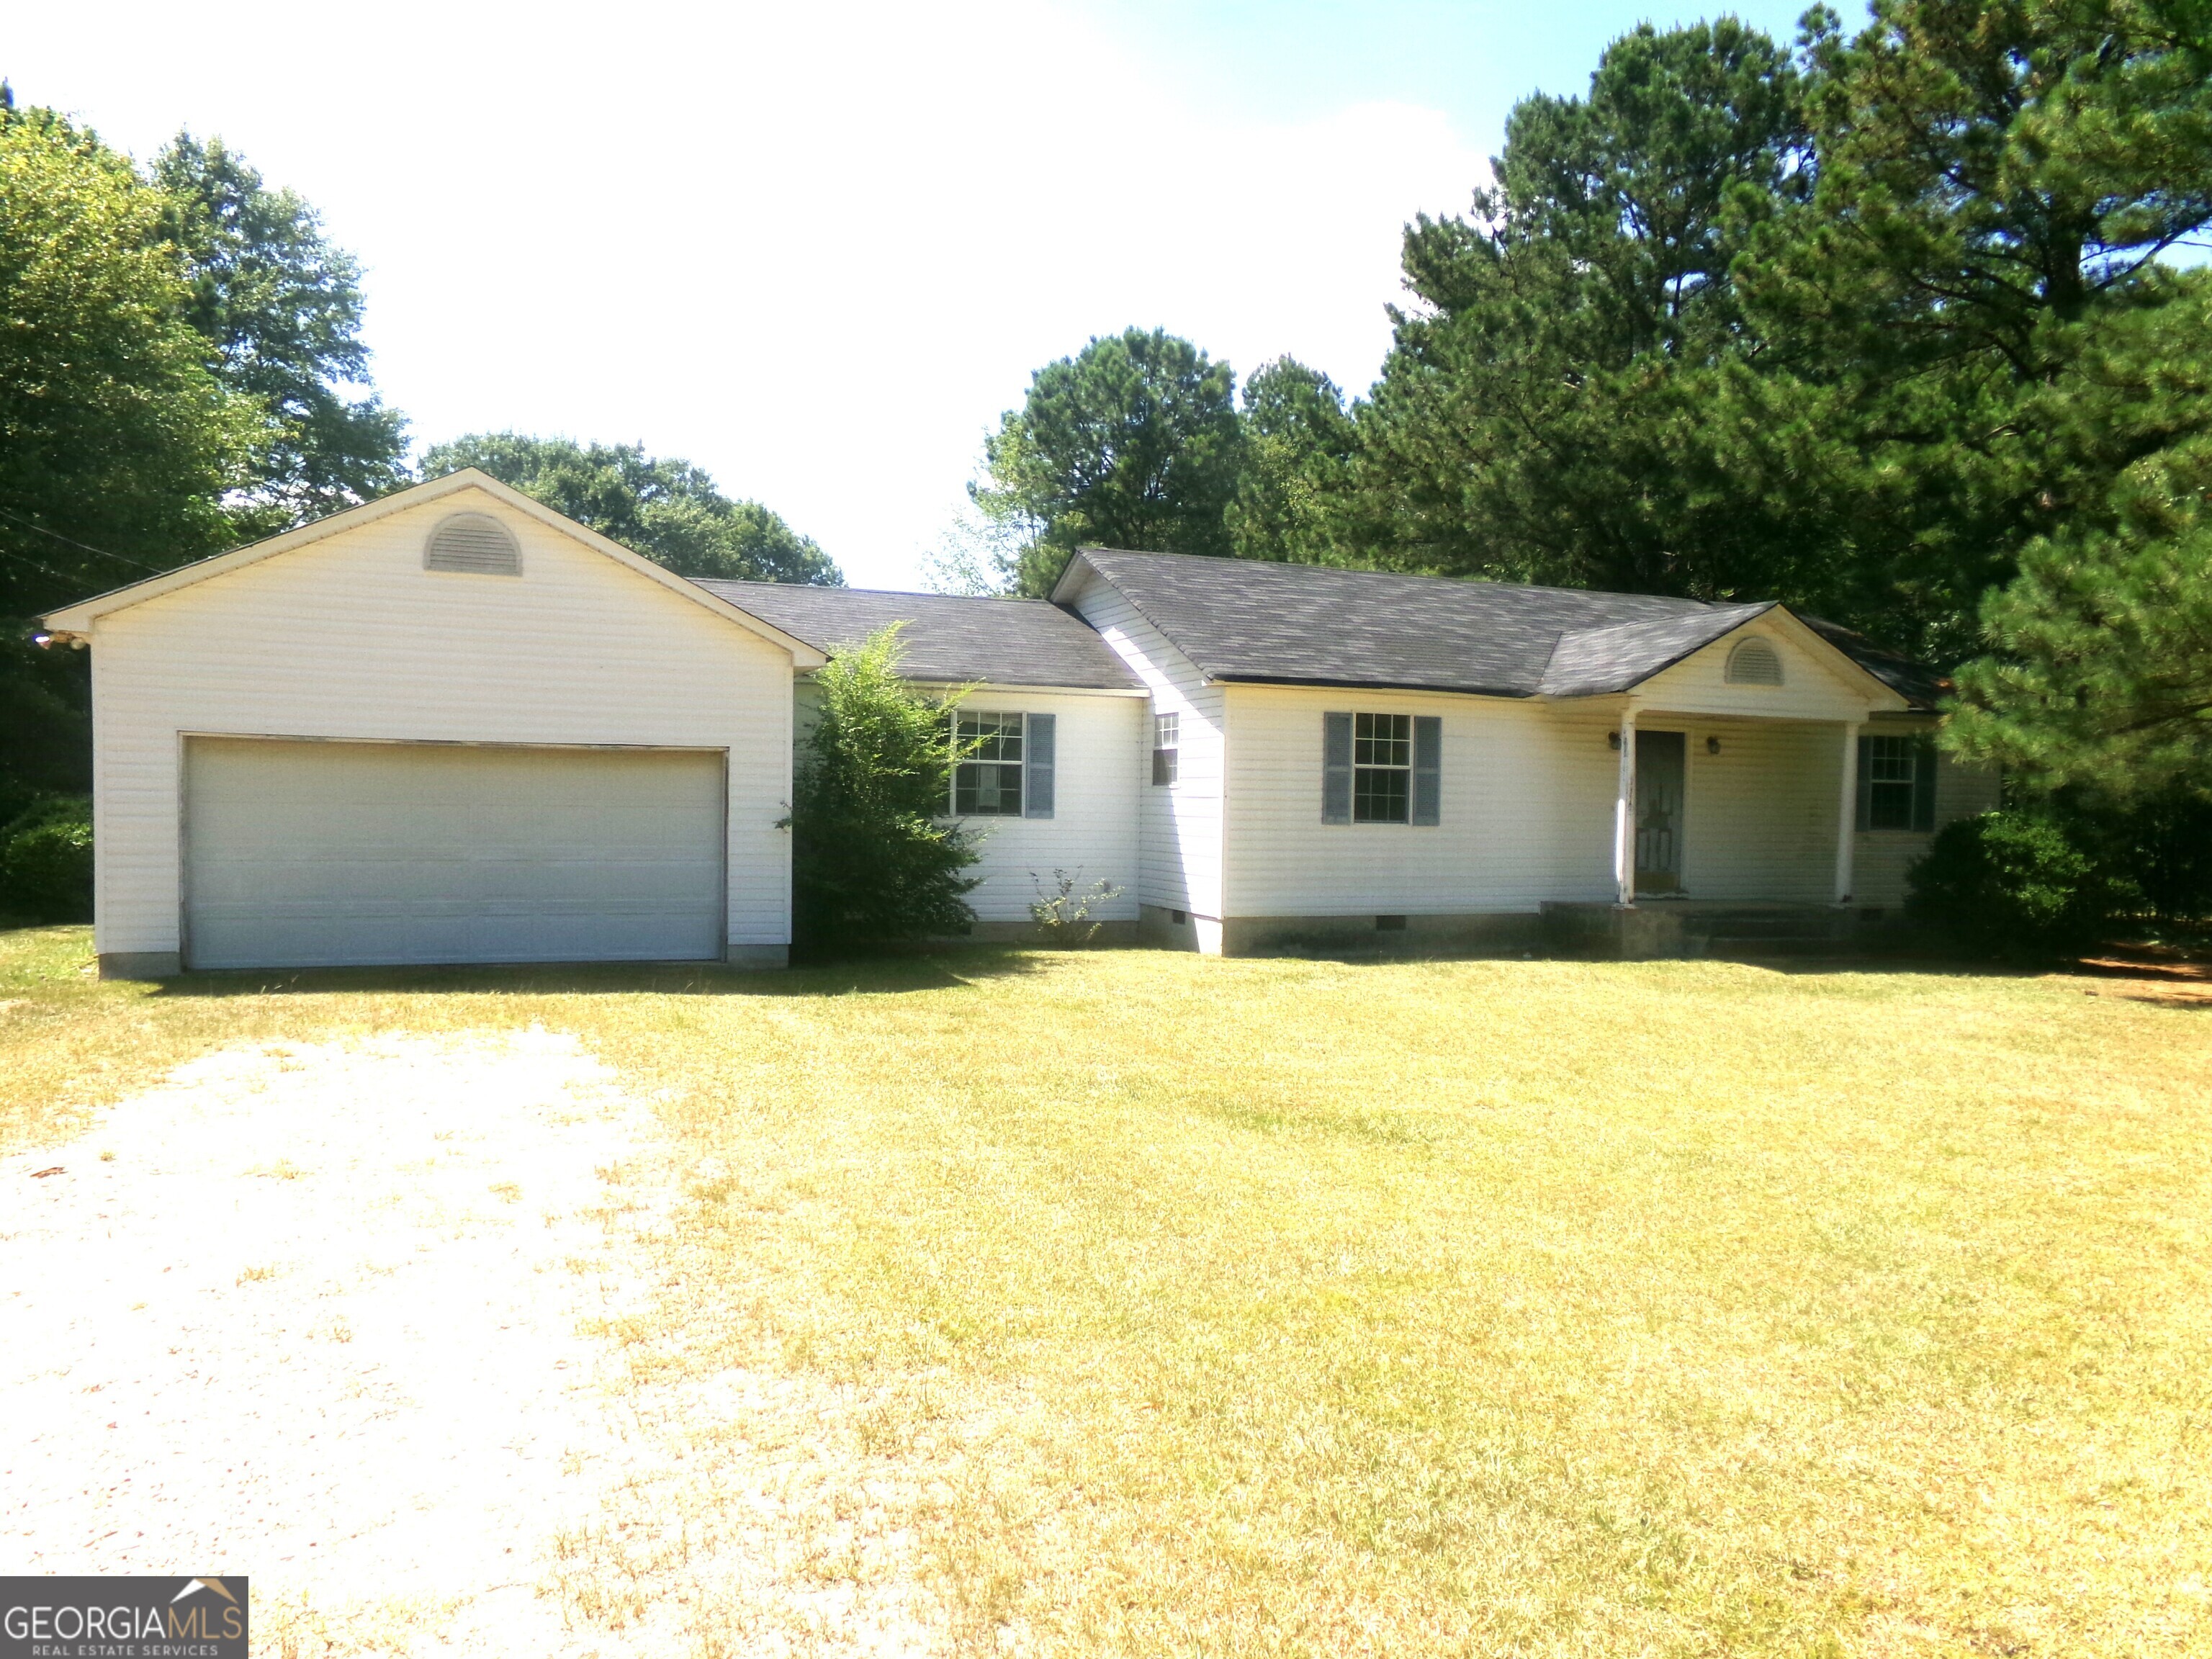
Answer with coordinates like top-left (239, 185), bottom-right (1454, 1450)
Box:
top-left (40, 471), bottom-right (1993, 976)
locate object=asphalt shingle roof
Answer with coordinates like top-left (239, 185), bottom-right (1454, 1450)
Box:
top-left (693, 580), bottom-right (1141, 691)
top-left (1060, 549), bottom-right (1939, 706)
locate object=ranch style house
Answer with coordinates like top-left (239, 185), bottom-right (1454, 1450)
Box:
top-left (39, 470), bottom-right (1995, 976)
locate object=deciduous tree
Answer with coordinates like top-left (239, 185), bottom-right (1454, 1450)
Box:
top-left (422, 433), bottom-right (841, 585)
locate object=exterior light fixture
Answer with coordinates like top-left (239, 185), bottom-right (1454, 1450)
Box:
top-left (1608, 732), bottom-right (1622, 750)
top-left (1706, 736), bottom-right (1722, 755)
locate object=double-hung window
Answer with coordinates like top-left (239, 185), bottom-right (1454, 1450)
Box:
top-left (1857, 734), bottom-right (1936, 832)
top-left (1352, 712), bottom-right (1413, 823)
top-left (1152, 712), bottom-right (1179, 786)
top-left (954, 712), bottom-right (1025, 816)
top-left (1323, 711), bottom-right (1441, 825)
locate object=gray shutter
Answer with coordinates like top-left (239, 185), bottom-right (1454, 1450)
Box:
top-left (1412, 716), bottom-right (1441, 825)
top-left (1912, 739), bottom-right (1938, 832)
top-left (1023, 712), bottom-right (1055, 819)
top-left (1323, 712), bottom-right (1352, 824)
top-left (1855, 736), bottom-right (1873, 832)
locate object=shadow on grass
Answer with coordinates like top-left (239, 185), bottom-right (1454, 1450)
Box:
top-left (143, 943), bottom-right (1055, 1002)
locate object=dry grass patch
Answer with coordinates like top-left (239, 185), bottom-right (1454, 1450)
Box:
top-left (4, 926), bottom-right (2210, 1655)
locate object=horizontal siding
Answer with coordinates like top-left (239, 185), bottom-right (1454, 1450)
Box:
top-left (1224, 687), bottom-right (1623, 917)
top-left (1637, 619), bottom-right (1897, 721)
top-left (1853, 747), bottom-right (2003, 909)
top-left (1071, 584), bottom-right (1223, 917)
top-left (1672, 718), bottom-right (1840, 903)
top-left (90, 488), bottom-right (796, 956)
top-left (1224, 691), bottom-right (1866, 915)
top-left (940, 690), bottom-right (1143, 923)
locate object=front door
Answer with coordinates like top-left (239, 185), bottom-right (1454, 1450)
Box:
top-left (1635, 729), bottom-right (1686, 894)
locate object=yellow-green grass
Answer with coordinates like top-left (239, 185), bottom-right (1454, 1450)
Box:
top-left (4, 924), bottom-right (2209, 1655)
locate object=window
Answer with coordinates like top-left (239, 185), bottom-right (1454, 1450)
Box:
top-left (1725, 637), bottom-right (1784, 685)
top-left (953, 711), bottom-right (1023, 816)
top-left (1858, 734), bottom-right (1936, 832)
top-left (1323, 711), bottom-right (1441, 826)
top-left (1352, 712), bottom-right (1412, 822)
top-left (1151, 712), bottom-right (1179, 786)
top-left (423, 511), bottom-right (521, 576)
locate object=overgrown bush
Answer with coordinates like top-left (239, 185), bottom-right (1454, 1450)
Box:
top-left (788, 625), bottom-right (980, 956)
top-left (0, 793), bottom-right (92, 923)
top-left (1905, 809), bottom-right (2131, 957)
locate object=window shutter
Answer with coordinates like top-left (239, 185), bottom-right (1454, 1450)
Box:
top-left (1855, 735), bottom-right (1873, 832)
top-left (1912, 738), bottom-right (1938, 832)
top-left (1412, 716), bottom-right (1441, 825)
top-left (1323, 712), bottom-right (1352, 824)
top-left (1023, 712), bottom-right (1056, 819)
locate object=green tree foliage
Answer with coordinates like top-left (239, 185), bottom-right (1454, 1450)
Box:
top-left (1350, 19), bottom-right (1814, 596)
top-left (0, 793), bottom-right (92, 922)
top-left (1906, 808), bottom-right (2130, 956)
top-left (973, 328), bottom-right (1242, 595)
top-left (0, 97), bottom-right (263, 799)
top-left (423, 433), bottom-right (841, 585)
top-left (1227, 359), bottom-right (1359, 566)
top-left (1946, 286), bottom-right (2212, 795)
top-left (788, 626), bottom-right (980, 954)
top-left (1342, 2), bottom-right (2212, 667)
top-left (154, 132), bottom-right (410, 533)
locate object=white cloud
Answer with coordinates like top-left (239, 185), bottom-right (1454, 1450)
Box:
top-left (6, 1), bottom-right (1485, 587)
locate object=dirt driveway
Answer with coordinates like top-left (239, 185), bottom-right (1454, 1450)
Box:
top-left (0, 1032), bottom-right (942, 1657)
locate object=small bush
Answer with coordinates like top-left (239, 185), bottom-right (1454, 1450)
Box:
top-left (1906, 809), bottom-right (2129, 957)
top-left (0, 793), bottom-right (93, 923)
top-left (789, 625), bottom-right (981, 956)
top-left (1029, 868), bottom-right (1124, 945)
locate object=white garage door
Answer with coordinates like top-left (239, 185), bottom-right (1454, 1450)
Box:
top-left (184, 738), bottom-right (726, 969)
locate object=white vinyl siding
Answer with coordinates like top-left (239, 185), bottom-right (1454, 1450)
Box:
top-left (1852, 737), bottom-right (2002, 907)
top-left (938, 688), bottom-right (1142, 925)
top-left (1227, 686), bottom-right (1623, 917)
top-left (87, 488), bottom-right (797, 961)
top-left (184, 739), bottom-right (724, 968)
top-left (1069, 581), bottom-right (1226, 920)
top-left (1671, 719), bottom-right (1841, 903)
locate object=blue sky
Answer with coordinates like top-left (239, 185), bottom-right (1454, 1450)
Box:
top-left (9, 1), bottom-right (1844, 589)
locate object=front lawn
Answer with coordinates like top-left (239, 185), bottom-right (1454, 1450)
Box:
top-left (4, 926), bottom-right (2207, 1655)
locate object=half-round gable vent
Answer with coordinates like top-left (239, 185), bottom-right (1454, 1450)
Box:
top-left (424, 512), bottom-right (521, 576)
top-left (1725, 636), bottom-right (1784, 686)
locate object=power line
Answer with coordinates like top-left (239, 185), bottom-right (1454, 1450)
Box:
top-left (0, 505), bottom-right (168, 574)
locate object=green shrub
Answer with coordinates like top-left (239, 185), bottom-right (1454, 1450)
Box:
top-left (1906, 809), bottom-right (2130, 957)
top-left (0, 793), bottom-right (93, 923)
top-left (789, 625), bottom-right (981, 956)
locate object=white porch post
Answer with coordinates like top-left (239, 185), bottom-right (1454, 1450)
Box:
top-left (1614, 702), bottom-right (1639, 907)
top-left (1835, 719), bottom-right (1863, 906)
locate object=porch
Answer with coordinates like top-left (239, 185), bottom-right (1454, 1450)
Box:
top-left (1540, 899), bottom-right (1895, 961)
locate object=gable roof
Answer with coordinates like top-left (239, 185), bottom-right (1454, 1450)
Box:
top-left (1055, 548), bottom-right (1930, 706)
top-left (37, 470), bottom-right (827, 667)
top-left (693, 581), bottom-right (1142, 690)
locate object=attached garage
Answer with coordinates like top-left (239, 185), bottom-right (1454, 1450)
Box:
top-left (39, 469), bottom-right (824, 978)
top-left (183, 739), bottom-right (727, 970)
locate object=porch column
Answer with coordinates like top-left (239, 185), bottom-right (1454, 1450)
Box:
top-left (1614, 703), bottom-right (1639, 907)
top-left (1835, 719), bottom-right (1862, 906)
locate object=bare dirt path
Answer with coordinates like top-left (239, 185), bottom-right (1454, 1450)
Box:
top-left (0, 1031), bottom-right (945, 1657)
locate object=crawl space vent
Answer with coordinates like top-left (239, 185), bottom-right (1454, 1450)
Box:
top-left (424, 512), bottom-right (522, 576)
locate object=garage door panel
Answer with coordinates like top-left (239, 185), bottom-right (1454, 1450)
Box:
top-left (184, 739), bottom-right (726, 968)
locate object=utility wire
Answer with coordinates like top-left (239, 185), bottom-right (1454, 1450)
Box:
top-left (0, 505), bottom-right (169, 573)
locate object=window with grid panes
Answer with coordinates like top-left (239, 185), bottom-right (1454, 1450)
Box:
top-left (1352, 712), bottom-right (1412, 823)
top-left (953, 712), bottom-right (1023, 815)
top-left (1151, 712), bottom-right (1179, 785)
top-left (1863, 735), bottom-right (1918, 829)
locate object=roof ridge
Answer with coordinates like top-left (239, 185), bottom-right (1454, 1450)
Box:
top-left (1074, 547), bottom-right (1729, 613)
